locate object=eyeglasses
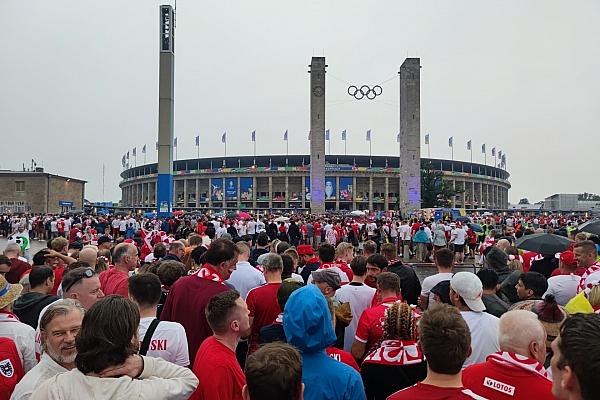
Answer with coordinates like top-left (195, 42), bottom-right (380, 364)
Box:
top-left (63, 268), bottom-right (94, 293)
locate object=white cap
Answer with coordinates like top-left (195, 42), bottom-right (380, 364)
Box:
top-left (450, 272), bottom-right (486, 312)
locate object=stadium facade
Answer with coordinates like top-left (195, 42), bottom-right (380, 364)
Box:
top-left (120, 154), bottom-right (510, 212)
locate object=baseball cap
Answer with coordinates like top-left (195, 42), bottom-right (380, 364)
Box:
top-left (311, 269), bottom-right (341, 291)
top-left (450, 272), bottom-right (485, 312)
top-left (555, 251), bottom-right (577, 268)
top-left (297, 244), bottom-right (314, 256)
top-left (97, 236), bottom-right (113, 246)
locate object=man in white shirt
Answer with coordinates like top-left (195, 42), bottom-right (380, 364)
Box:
top-left (247, 218), bottom-right (257, 244)
top-left (450, 223), bottom-right (468, 264)
top-left (450, 271), bottom-right (500, 367)
top-left (12, 299), bottom-right (84, 400)
top-left (215, 222), bottom-right (227, 238)
top-left (419, 248), bottom-right (454, 310)
top-left (544, 251), bottom-right (580, 306)
top-left (334, 256), bottom-right (376, 352)
top-left (399, 220), bottom-right (411, 258)
top-left (129, 273), bottom-right (190, 367)
top-left (226, 242), bottom-right (266, 299)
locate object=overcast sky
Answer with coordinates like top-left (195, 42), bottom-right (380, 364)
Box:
top-left (3, 0), bottom-right (599, 204)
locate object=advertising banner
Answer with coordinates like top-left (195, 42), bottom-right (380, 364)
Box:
top-left (304, 176), bottom-right (311, 201)
top-left (225, 177), bottom-right (238, 201)
top-left (325, 177), bottom-right (336, 200)
top-left (211, 178), bottom-right (224, 202)
top-left (339, 177), bottom-right (353, 201)
top-left (240, 177), bottom-right (253, 201)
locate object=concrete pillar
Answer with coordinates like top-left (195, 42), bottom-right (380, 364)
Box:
top-left (384, 177), bottom-right (389, 211)
top-left (285, 176), bottom-right (290, 209)
top-left (147, 182), bottom-right (151, 207)
top-left (309, 57), bottom-right (326, 214)
top-left (452, 180), bottom-right (456, 208)
top-left (195, 179), bottom-right (200, 208)
top-left (352, 176), bottom-right (357, 210)
top-left (183, 179), bottom-right (188, 210)
top-left (237, 177), bottom-right (242, 209)
top-left (268, 176), bottom-right (273, 210)
top-left (253, 177), bottom-right (257, 210)
top-left (301, 176), bottom-right (306, 209)
top-left (479, 182), bottom-right (483, 209)
top-left (368, 177), bottom-right (374, 211)
top-left (208, 179), bottom-right (212, 209)
top-left (399, 58), bottom-right (421, 215)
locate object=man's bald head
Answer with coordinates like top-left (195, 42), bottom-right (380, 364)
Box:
top-left (3, 243), bottom-right (21, 257)
top-left (78, 247), bottom-right (98, 269)
top-left (498, 310), bottom-right (546, 363)
top-left (496, 239), bottom-right (511, 251)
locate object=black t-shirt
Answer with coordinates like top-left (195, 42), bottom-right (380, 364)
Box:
top-left (361, 362), bottom-right (427, 400)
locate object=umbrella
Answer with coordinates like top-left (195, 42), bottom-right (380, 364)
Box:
top-left (274, 216), bottom-right (289, 222)
top-left (114, 211), bottom-right (129, 216)
top-left (467, 223), bottom-right (484, 233)
top-left (349, 210), bottom-right (366, 217)
top-left (173, 210), bottom-right (185, 216)
top-left (456, 216), bottom-right (471, 223)
top-left (226, 211), bottom-right (239, 220)
top-left (238, 211), bottom-right (251, 220)
top-left (515, 233), bottom-right (574, 255)
top-left (578, 219), bottom-right (600, 236)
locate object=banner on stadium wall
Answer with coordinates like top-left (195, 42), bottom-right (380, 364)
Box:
top-left (325, 177), bottom-right (336, 200)
top-left (211, 178), bottom-right (224, 202)
top-left (305, 176), bottom-right (311, 201)
top-left (225, 177), bottom-right (238, 201)
top-left (339, 177), bottom-right (353, 201)
top-left (240, 177), bottom-right (253, 201)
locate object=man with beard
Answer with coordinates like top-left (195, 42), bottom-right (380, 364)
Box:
top-left (12, 299), bottom-right (84, 400)
top-left (190, 290), bottom-right (250, 400)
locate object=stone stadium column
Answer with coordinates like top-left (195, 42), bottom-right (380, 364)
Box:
top-left (398, 58), bottom-right (421, 216)
top-left (309, 57), bottom-right (326, 214)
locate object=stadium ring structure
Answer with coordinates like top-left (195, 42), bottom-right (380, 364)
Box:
top-left (120, 154), bottom-right (510, 212)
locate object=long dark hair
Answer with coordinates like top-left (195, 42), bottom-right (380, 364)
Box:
top-left (75, 295), bottom-right (140, 374)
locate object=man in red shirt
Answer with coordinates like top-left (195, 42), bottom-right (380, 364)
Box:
top-left (388, 304), bottom-right (485, 400)
top-left (190, 290), bottom-right (250, 400)
top-left (161, 238), bottom-right (238, 365)
top-left (3, 244), bottom-right (31, 284)
top-left (0, 337), bottom-right (25, 400)
top-left (98, 243), bottom-right (138, 297)
top-left (351, 272), bottom-right (401, 360)
top-left (246, 253), bottom-right (283, 354)
top-left (462, 310), bottom-right (553, 399)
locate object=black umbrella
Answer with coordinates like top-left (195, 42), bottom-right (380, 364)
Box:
top-left (577, 219), bottom-right (600, 236)
top-left (467, 223), bottom-right (484, 233)
top-left (456, 216), bottom-right (470, 223)
top-left (515, 233), bottom-right (573, 255)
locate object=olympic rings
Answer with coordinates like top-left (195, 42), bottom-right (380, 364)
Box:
top-left (347, 85), bottom-right (383, 100)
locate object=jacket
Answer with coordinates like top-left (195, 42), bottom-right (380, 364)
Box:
top-left (283, 285), bottom-right (366, 400)
top-left (387, 261), bottom-right (422, 306)
top-left (13, 292), bottom-right (60, 329)
top-left (29, 355), bottom-right (198, 400)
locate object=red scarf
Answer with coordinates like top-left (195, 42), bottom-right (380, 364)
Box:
top-left (362, 340), bottom-right (424, 366)
top-left (487, 352), bottom-right (550, 381)
top-left (192, 263), bottom-right (224, 284)
top-left (0, 311), bottom-right (20, 322)
top-left (577, 262), bottom-right (600, 293)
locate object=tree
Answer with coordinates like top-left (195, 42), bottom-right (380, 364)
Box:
top-left (579, 192), bottom-right (600, 201)
top-left (518, 198), bottom-right (530, 204)
top-left (420, 161), bottom-right (464, 208)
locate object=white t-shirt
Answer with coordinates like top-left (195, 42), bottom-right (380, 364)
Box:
top-left (544, 274), bottom-right (580, 306)
top-left (50, 221), bottom-right (58, 233)
top-left (247, 221), bottom-right (257, 235)
top-left (420, 272), bottom-right (453, 308)
top-left (451, 228), bottom-right (467, 245)
top-left (335, 282), bottom-right (376, 352)
top-left (138, 317), bottom-right (189, 367)
top-left (400, 225), bottom-right (411, 241)
top-left (461, 311), bottom-right (500, 367)
top-left (119, 219), bottom-right (127, 232)
top-left (226, 261), bottom-right (266, 299)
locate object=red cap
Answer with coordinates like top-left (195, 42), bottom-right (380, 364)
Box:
top-left (556, 251), bottom-right (577, 268)
top-left (297, 244), bottom-right (314, 256)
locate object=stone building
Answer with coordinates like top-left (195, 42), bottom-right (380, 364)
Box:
top-left (0, 168), bottom-right (86, 213)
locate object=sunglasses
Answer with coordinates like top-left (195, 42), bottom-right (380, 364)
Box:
top-left (63, 268), bottom-right (94, 292)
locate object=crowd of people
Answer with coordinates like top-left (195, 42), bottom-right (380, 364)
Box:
top-left (0, 210), bottom-right (599, 399)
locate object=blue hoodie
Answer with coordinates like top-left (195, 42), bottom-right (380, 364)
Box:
top-left (284, 285), bottom-right (366, 400)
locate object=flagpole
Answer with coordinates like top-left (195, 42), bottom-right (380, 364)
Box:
top-left (344, 139), bottom-right (347, 156)
top-left (253, 141), bottom-right (256, 165)
top-left (470, 148), bottom-right (473, 164)
top-left (428, 142), bottom-right (430, 158)
top-left (286, 138), bottom-right (289, 166)
top-left (485, 153), bottom-right (487, 166)
top-left (369, 140), bottom-right (372, 167)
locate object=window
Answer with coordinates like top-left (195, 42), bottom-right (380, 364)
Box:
top-left (15, 181), bottom-right (25, 192)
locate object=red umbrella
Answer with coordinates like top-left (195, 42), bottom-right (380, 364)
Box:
top-left (238, 212), bottom-right (251, 220)
top-left (173, 210), bottom-right (185, 216)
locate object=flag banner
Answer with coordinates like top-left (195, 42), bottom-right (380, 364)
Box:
top-left (448, 137), bottom-right (453, 147)
top-left (396, 133), bottom-right (400, 143)
top-left (132, 147), bottom-right (136, 156)
top-left (195, 136), bottom-right (200, 146)
top-left (251, 130), bottom-right (255, 142)
top-left (142, 144), bottom-right (146, 154)
top-left (366, 130), bottom-right (371, 141)
top-left (240, 177), bottom-right (253, 200)
top-left (482, 143), bottom-right (486, 153)
top-left (325, 177), bottom-right (336, 200)
top-left (222, 132), bottom-right (227, 143)
top-left (424, 134), bottom-right (429, 144)
top-left (283, 130), bottom-right (288, 141)
top-left (325, 129), bottom-right (330, 141)
top-left (155, 141), bottom-right (159, 150)
top-left (126, 151), bottom-right (130, 159)
top-left (467, 140), bottom-right (472, 150)
top-left (173, 137), bottom-right (177, 147)
top-left (341, 130), bottom-right (346, 141)
top-left (498, 150), bottom-right (503, 158)
top-left (492, 147), bottom-right (496, 156)
top-left (225, 177), bottom-right (238, 201)
top-left (122, 155), bottom-right (126, 166)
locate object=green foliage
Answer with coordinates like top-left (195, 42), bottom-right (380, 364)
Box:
top-left (578, 192), bottom-right (600, 201)
top-left (518, 198), bottom-right (530, 204)
top-left (420, 162), bottom-right (464, 208)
